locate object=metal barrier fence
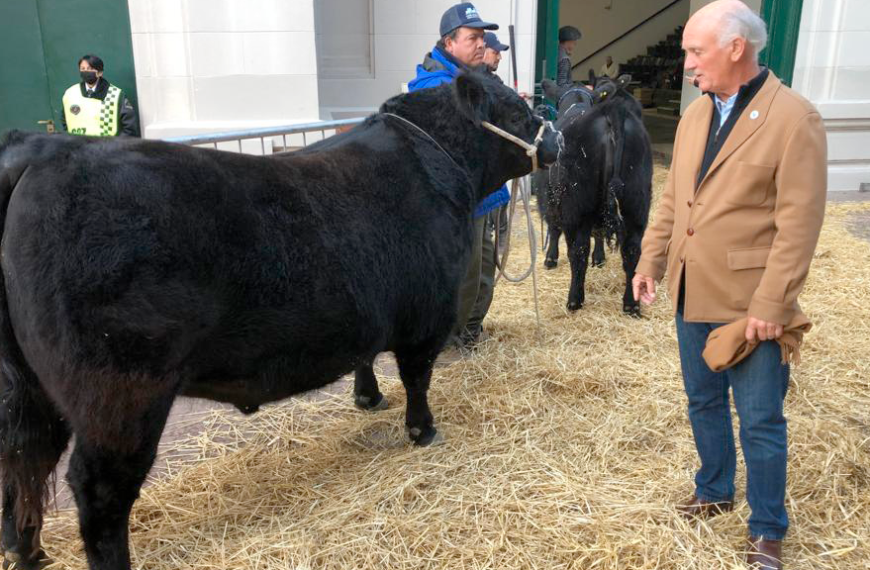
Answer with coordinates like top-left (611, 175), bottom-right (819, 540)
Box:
top-left (164, 117), bottom-right (366, 154)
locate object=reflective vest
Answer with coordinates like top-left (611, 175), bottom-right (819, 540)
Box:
top-left (63, 83), bottom-right (123, 136)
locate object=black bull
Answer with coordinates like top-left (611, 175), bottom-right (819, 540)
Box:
top-left (536, 74), bottom-right (653, 316)
top-left (0, 72), bottom-right (559, 570)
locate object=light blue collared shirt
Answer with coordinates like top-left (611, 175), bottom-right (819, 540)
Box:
top-left (714, 92), bottom-right (739, 131)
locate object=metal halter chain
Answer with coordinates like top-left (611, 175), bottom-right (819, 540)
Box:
top-left (480, 121), bottom-right (548, 173)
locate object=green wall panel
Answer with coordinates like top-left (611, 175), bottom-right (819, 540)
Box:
top-left (534, 0), bottom-right (560, 101)
top-left (0, 1), bottom-right (54, 132)
top-left (760, 0), bottom-right (804, 87)
top-left (0, 0), bottom-right (138, 134)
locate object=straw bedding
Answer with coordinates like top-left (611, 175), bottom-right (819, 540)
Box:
top-left (44, 166), bottom-right (869, 569)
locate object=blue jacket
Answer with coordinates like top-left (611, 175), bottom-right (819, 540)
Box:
top-left (408, 47), bottom-right (509, 218)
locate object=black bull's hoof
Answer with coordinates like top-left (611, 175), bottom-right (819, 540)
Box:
top-left (1, 549), bottom-right (52, 570)
top-left (623, 304), bottom-right (642, 318)
top-left (567, 300), bottom-right (583, 312)
top-left (544, 257), bottom-right (558, 269)
top-left (407, 426), bottom-right (442, 447)
top-left (354, 393), bottom-right (388, 411)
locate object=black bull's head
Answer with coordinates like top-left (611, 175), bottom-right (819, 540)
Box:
top-left (540, 72), bottom-right (634, 128)
top-left (451, 71), bottom-right (562, 174)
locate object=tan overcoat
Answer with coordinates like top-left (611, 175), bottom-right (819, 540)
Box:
top-left (636, 71), bottom-right (828, 324)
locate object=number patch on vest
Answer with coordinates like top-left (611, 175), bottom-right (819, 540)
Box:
top-left (70, 127), bottom-right (88, 135)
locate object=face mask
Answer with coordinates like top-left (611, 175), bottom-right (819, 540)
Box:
top-left (80, 70), bottom-right (98, 84)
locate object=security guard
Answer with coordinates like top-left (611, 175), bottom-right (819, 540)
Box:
top-left (63, 54), bottom-right (140, 137)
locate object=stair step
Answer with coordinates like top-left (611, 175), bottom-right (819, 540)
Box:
top-left (656, 106), bottom-right (680, 116)
top-left (623, 26), bottom-right (688, 93)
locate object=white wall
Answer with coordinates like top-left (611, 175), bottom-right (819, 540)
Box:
top-left (128, 0), bottom-right (321, 139)
top-left (316, 0), bottom-right (539, 118)
top-left (792, 0), bottom-right (870, 191)
top-left (560, 0), bottom-right (690, 81)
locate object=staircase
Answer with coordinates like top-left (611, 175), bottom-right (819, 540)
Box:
top-left (620, 26), bottom-right (684, 116)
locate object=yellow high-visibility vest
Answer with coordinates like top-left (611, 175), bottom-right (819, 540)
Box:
top-left (63, 83), bottom-right (123, 136)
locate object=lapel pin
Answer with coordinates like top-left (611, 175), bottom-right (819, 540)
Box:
top-left (750, 110), bottom-right (759, 120)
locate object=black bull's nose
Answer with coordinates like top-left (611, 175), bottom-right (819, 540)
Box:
top-left (537, 126), bottom-right (561, 168)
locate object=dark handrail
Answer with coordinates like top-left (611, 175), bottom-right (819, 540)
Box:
top-left (572, 0), bottom-right (684, 70)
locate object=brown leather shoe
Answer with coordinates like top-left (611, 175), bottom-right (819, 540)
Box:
top-left (746, 536), bottom-right (783, 569)
top-left (676, 494), bottom-right (734, 520)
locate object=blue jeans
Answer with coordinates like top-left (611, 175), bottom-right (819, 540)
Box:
top-left (676, 308), bottom-right (790, 540)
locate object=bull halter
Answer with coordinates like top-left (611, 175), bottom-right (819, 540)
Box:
top-left (557, 87), bottom-right (594, 110)
top-left (480, 120), bottom-right (549, 173)
top-left (383, 112), bottom-right (550, 175)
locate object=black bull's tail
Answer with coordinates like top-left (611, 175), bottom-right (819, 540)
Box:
top-left (601, 106), bottom-right (627, 248)
top-left (0, 132), bottom-right (68, 556)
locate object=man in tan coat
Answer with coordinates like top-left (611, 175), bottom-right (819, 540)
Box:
top-left (632, 1), bottom-right (827, 568)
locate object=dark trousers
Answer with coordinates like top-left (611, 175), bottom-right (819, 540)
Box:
top-left (466, 212), bottom-right (497, 335)
top-left (453, 214), bottom-right (497, 340)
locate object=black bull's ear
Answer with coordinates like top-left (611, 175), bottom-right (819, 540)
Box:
top-left (617, 74), bottom-right (632, 89)
top-left (455, 73), bottom-right (491, 126)
top-left (540, 78), bottom-right (564, 105)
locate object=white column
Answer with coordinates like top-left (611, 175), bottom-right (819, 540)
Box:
top-left (793, 0), bottom-right (870, 191)
top-left (129, 0), bottom-right (321, 139)
top-left (317, 0), bottom-right (538, 118)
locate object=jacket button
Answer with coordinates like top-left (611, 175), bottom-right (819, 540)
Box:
top-left (687, 200), bottom-right (693, 207)
top-left (687, 228), bottom-right (695, 236)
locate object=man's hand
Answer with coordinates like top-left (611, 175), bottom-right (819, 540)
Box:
top-left (632, 273), bottom-right (657, 305)
top-left (745, 317), bottom-right (784, 343)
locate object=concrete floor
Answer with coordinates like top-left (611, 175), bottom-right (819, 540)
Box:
top-left (641, 108), bottom-right (680, 164)
top-left (846, 209), bottom-right (870, 242)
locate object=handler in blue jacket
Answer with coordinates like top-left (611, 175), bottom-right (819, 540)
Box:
top-left (409, 2), bottom-right (507, 349)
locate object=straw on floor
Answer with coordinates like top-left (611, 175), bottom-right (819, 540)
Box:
top-left (44, 166), bottom-right (870, 569)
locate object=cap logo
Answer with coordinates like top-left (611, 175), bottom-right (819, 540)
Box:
top-left (465, 7), bottom-right (478, 18)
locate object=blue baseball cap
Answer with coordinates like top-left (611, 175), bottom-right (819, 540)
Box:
top-left (440, 3), bottom-right (499, 38)
top-left (484, 32), bottom-right (509, 52)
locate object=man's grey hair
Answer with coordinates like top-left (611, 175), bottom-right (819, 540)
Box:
top-left (718, 2), bottom-right (768, 57)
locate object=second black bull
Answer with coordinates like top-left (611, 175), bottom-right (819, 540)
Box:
top-left (536, 74), bottom-right (653, 316)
